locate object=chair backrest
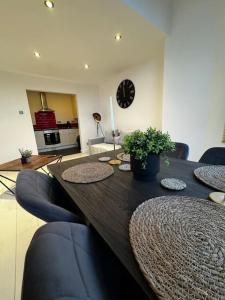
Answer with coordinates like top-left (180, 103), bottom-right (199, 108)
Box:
top-left (199, 147), bottom-right (225, 165)
top-left (16, 169), bottom-right (60, 204)
top-left (166, 142), bottom-right (189, 160)
top-left (16, 169), bottom-right (79, 222)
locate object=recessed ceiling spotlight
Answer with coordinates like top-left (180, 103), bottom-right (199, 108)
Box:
top-left (115, 33), bottom-right (122, 41)
top-left (44, 0), bottom-right (54, 9)
top-left (84, 64), bottom-right (89, 70)
top-left (34, 51), bottom-right (41, 58)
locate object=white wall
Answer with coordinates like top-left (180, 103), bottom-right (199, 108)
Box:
top-left (163, 0), bottom-right (225, 161)
top-left (206, 5), bottom-right (225, 149)
top-left (0, 71), bottom-right (100, 163)
top-left (99, 54), bottom-right (164, 133)
top-left (121, 0), bottom-right (172, 34)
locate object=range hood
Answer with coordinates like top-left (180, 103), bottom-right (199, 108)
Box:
top-left (39, 92), bottom-right (54, 112)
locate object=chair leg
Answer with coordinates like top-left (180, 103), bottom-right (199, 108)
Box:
top-left (57, 155), bottom-right (63, 163)
top-left (43, 156), bottom-right (62, 176)
top-left (0, 175), bottom-right (16, 194)
top-left (41, 167), bottom-right (50, 175)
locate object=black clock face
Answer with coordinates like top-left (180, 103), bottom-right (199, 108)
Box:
top-left (116, 79), bottom-right (135, 109)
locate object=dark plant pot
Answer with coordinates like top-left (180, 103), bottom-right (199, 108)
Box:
top-left (21, 156), bottom-right (32, 164)
top-left (130, 154), bottom-right (160, 181)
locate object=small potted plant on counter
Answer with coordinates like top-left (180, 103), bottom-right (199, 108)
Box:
top-left (122, 127), bottom-right (175, 181)
top-left (19, 148), bottom-right (33, 164)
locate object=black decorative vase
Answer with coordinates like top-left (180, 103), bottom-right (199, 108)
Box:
top-left (21, 156), bottom-right (32, 164)
top-left (131, 154), bottom-right (160, 181)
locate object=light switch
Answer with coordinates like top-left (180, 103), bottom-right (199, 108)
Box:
top-left (19, 110), bottom-right (24, 115)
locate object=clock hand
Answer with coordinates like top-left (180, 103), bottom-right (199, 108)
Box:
top-left (123, 86), bottom-right (125, 97)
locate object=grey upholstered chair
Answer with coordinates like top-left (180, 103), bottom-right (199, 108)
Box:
top-left (22, 222), bottom-right (148, 300)
top-left (199, 147), bottom-right (225, 165)
top-left (166, 142), bottom-right (189, 160)
top-left (16, 169), bottom-right (83, 223)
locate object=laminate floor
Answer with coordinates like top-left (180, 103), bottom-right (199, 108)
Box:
top-left (0, 152), bottom-right (88, 300)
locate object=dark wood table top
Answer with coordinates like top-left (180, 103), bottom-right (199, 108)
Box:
top-left (0, 155), bottom-right (62, 171)
top-left (48, 150), bottom-right (214, 299)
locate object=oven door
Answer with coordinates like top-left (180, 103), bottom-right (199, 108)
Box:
top-left (44, 130), bottom-right (61, 145)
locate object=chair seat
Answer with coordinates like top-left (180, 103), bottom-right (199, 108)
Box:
top-left (22, 222), bottom-right (124, 300)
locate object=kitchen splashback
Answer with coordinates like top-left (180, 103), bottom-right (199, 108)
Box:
top-left (35, 111), bottom-right (57, 129)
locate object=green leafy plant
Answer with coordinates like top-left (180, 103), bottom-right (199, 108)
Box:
top-left (19, 148), bottom-right (32, 158)
top-left (122, 128), bottom-right (175, 167)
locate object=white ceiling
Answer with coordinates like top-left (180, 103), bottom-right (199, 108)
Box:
top-left (0, 0), bottom-right (165, 84)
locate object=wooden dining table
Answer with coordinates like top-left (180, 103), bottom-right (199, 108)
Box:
top-left (48, 150), bottom-right (214, 299)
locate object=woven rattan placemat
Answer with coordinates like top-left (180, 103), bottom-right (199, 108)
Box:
top-left (129, 196), bottom-right (225, 300)
top-left (62, 162), bottom-right (114, 183)
top-left (194, 165), bottom-right (225, 192)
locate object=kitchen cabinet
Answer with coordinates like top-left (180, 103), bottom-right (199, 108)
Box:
top-left (59, 129), bottom-right (79, 146)
top-left (35, 128), bottom-right (79, 150)
top-left (35, 131), bottom-right (46, 148)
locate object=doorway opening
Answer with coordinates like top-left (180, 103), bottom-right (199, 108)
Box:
top-left (27, 90), bottom-right (80, 156)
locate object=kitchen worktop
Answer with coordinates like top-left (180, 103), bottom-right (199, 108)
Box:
top-left (34, 128), bottom-right (77, 131)
top-left (34, 128), bottom-right (57, 131)
top-left (33, 121), bottom-right (79, 131)
top-left (34, 126), bottom-right (79, 131)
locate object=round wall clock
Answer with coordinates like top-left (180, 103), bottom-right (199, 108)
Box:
top-left (116, 79), bottom-right (135, 109)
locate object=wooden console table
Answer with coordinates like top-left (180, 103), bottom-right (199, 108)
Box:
top-left (0, 155), bottom-right (62, 194)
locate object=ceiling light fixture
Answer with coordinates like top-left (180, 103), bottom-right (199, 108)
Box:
top-left (34, 51), bottom-right (41, 58)
top-left (115, 33), bottom-right (122, 41)
top-left (84, 64), bottom-right (89, 70)
top-left (44, 0), bottom-right (54, 9)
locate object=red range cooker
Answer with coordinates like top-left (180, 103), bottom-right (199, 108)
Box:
top-left (35, 111), bottom-right (60, 145)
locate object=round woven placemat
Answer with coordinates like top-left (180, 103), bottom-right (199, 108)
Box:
top-left (129, 196), bottom-right (225, 300)
top-left (194, 165), bottom-right (225, 192)
top-left (117, 152), bottom-right (130, 162)
top-left (62, 162), bottom-right (114, 183)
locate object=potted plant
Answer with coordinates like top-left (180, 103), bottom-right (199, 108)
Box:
top-left (19, 148), bottom-right (33, 164)
top-left (122, 128), bottom-right (175, 181)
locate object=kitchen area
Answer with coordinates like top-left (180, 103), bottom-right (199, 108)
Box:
top-left (27, 91), bottom-right (80, 155)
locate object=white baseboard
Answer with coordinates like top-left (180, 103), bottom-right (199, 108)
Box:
top-left (38, 144), bottom-right (78, 153)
